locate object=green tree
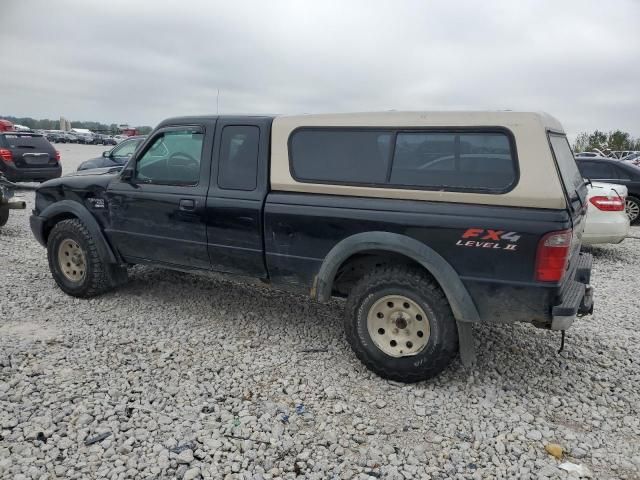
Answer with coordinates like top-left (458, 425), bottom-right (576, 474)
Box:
top-left (587, 130), bottom-right (608, 150)
top-left (573, 129), bottom-right (640, 154)
top-left (607, 130), bottom-right (632, 151)
top-left (573, 132), bottom-right (589, 152)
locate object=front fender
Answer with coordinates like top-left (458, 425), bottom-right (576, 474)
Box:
top-left (33, 200), bottom-right (118, 264)
top-left (314, 231), bottom-right (480, 324)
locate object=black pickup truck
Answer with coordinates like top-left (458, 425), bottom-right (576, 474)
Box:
top-left (30, 112), bottom-right (594, 382)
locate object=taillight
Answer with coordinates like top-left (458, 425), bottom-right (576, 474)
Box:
top-left (535, 229), bottom-right (572, 282)
top-left (0, 148), bottom-right (13, 163)
top-left (589, 195), bottom-right (624, 211)
top-left (55, 150), bottom-right (61, 161)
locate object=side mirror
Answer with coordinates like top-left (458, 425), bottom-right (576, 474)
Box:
top-left (102, 151), bottom-right (110, 158)
top-left (120, 168), bottom-right (134, 182)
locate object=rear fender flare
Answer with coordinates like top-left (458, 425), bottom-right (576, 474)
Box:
top-left (314, 232), bottom-right (480, 324)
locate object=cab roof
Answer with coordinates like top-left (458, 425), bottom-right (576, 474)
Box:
top-left (159, 111), bottom-right (563, 132)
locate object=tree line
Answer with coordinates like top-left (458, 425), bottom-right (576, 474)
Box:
top-left (0, 115), bottom-right (153, 135)
top-left (572, 130), bottom-right (640, 153)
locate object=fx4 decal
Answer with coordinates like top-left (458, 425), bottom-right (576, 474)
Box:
top-left (456, 228), bottom-right (520, 251)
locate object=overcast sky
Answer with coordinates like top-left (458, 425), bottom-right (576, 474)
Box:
top-left (1, 0), bottom-right (639, 138)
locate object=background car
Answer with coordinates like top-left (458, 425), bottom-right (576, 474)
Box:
top-left (621, 152), bottom-right (640, 164)
top-left (76, 135), bottom-right (146, 171)
top-left (45, 131), bottom-right (66, 143)
top-left (0, 131), bottom-right (61, 182)
top-left (113, 135), bottom-right (129, 143)
top-left (75, 133), bottom-right (94, 144)
top-left (576, 156), bottom-right (640, 225)
top-left (583, 182), bottom-right (629, 245)
top-left (102, 136), bottom-right (117, 146)
top-left (63, 132), bottom-right (78, 143)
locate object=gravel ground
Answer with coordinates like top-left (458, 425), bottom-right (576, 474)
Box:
top-left (1, 145), bottom-right (639, 480)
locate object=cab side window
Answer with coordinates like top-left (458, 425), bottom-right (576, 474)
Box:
top-left (136, 129), bottom-right (203, 186)
top-left (218, 126), bottom-right (260, 191)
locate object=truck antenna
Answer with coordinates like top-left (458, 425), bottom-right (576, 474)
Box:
top-left (216, 89), bottom-right (220, 114)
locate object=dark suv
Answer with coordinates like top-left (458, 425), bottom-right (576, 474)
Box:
top-left (0, 132), bottom-right (61, 182)
top-left (30, 112), bottom-right (593, 382)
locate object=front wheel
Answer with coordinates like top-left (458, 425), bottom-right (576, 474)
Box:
top-left (47, 218), bottom-right (127, 297)
top-left (344, 266), bottom-right (458, 382)
top-left (626, 196), bottom-right (640, 225)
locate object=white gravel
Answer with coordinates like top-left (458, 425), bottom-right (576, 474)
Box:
top-left (1, 145), bottom-right (639, 479)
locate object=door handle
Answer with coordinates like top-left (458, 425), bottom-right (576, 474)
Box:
top-left (179, 199), bottom-right (196, 211)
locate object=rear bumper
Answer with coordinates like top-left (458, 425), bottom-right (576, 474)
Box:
top-left (583, 212), bottom-right (630, 245)
top-left (550, 252), bottom-right (594, 330)
top-left (1, 164), bottom-right (62, 182)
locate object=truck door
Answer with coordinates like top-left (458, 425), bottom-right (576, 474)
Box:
top-left (204, 117), bottom-right (271, 278)
top-left (105, 122), bottom-right (214, 269)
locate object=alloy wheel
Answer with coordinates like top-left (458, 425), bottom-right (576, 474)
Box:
top-left (626, 199), bottom-right (640, 222)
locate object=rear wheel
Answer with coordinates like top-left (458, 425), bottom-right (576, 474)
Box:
top-left (344, 266), bottom-right (458, 382)
top-left (47, 218), bottom-right (127, 297)
top-left (0, 207), bottom-right (9, 227)
top-left (626, 196), bottom-right (640, 225)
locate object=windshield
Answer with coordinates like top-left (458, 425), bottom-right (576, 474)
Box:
top-left (549, 134), bottom-right (585, 198)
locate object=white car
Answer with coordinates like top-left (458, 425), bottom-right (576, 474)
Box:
top-left (583, 182), bottom-right (630, 245)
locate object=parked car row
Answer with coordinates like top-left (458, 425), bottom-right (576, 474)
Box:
top-left (576, 150), bottom-right (640, 162)
top-left (45, 131), bottom-right (118, 145)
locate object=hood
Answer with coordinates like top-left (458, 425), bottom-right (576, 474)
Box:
top-left (77, 156), bottom-right (124, 171)
top-left (38, 169), bottom-right (119, 192)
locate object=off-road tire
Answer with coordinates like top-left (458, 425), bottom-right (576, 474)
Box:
top-left (0, 207), bottom-right (9, 227)
top-left (47, 218), bottom-right (127, 297)
top-left (626, 196), bottom-right (640, 225)
top-left (344, 266), bottom-right (458, 382)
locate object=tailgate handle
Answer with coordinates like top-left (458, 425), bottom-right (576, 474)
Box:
top-left (179, 199), bottom-right (196, 211)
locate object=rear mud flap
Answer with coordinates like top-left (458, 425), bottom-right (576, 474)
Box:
top-left (456, 320), bottom-right (476, 367)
